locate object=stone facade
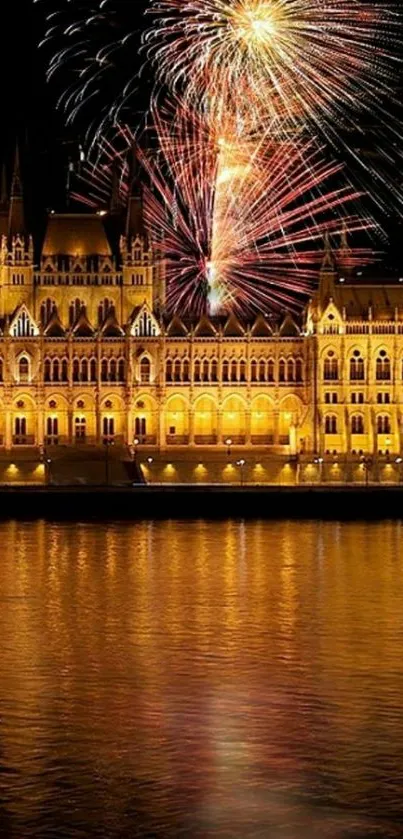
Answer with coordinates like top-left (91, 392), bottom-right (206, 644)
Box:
top-left (1, 152), bottom-right (403, 466)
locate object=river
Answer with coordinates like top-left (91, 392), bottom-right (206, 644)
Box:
top-left (1, 519), bottom-right (403, 838)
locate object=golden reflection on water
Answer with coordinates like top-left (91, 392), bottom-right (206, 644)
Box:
top-left (1, 519), bottom-right (403, 838)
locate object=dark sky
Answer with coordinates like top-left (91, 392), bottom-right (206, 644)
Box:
top-left (2, 0), bottom-right (403, 268)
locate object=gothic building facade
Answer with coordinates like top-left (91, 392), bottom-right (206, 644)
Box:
top-left (1, 152), bottom-right (403, 463)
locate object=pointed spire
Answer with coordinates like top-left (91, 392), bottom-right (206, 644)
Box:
top-left (321, 229), bottom-right (335, 271)
top-left (8, 143), bottom-right (26, 238)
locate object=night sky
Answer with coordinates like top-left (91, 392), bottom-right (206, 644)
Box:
top-left (2, 0), bottom-right (403, 268)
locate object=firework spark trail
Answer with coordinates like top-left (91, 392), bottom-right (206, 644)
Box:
top-left (134, 102), bottom-right (374, 316)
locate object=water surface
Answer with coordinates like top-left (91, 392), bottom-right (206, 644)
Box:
top-left (1, 519), bottom-right (403, 838)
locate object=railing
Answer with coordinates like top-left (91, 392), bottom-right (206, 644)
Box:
top-left (166, 435), bottom-right (189, 445)
top-left (222, 435), bottom-right (246, 445)
top-left (194, 435), bottom-right (218, 445)
top-left (279, 435), bottom-right (290, 445)
top-left (12, 435), bottom-right (35, 446)
top-left (134, 435), bottom-right (157, 445)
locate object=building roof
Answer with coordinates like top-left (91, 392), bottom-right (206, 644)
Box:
top-left (42, 213), bottom-right (112, 256)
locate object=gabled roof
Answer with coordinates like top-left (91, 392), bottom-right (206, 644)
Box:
top-left (193, 315), bottom-right (217, 337)
top-left (42, 213), bottom-right (112, 256)
top-left (101, 313), bottom-right (125, 337)
top-left (251, 314), bottom-right (274, 337)
top-left (279, 313), bottom-right (300, 337)
top-left (9, 303), bottom-right (39, 337)
top-left (166, 315), bottom-right (188, 337)
top-left (130, 303), bottom-right (161, 337)
top-left (72, 310), bottom-right (95, 337)
top-left (44, 312), bottom-right (66, 338)
top-left (223, 313), bottom-right (245, 337)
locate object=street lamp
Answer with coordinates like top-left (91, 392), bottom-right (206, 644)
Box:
top-left (225, 437), bottom-right (232, 458)
top-left (360, 455), bottom-right (372, 487)
top-left (314, 456), bottom-right (324, 483)
top-left (395, 456), bottom-right (402, 483)
top-left (237, 458), bottom-right (246, 486)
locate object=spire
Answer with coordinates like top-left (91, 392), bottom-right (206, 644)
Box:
top-left (321, 229), bottom-right (335, 272)
top-left (126, 144), bottom-right (146, 240)
top-left (8, 143), bottom-right (26, 238)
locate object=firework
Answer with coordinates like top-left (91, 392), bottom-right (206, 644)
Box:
top-left (133, 101), bottom-right (373, 316)
top-left (145, 0), bottom-right (401, 129)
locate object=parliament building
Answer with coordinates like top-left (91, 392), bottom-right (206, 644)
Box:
top-left (2, 151), bottom-right (403, 481)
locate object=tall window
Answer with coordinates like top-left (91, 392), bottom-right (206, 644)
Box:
top-left (350, 351), bottom-right (365, 381)
top-left (53, 359), bottom-right (60, 383)
top-left (118, 359), bottom-right (125, 382)
top-left (251, 360), bottom-right (257, 382)
top-left (351, 415), bottom-right (364, 434)
top-left (296, 358), bottom-right (303, 383)
top-left (41, 298), bottom-right (56, 327)
top-left (133, 311), bottom-right (157, 337)
top-left (103, 417), bottom-right (115, 438)
top-left (287, 359), bottom-right (295, 382)
top-left (183, 359), bottom-right (190, 382)
top-left (12, 311), bottom-right (36, 338)
top-left (69, 299), bottom-right (84, 326)
top-left (90, 359), bottom-right (97, 382)
top-left (325, 414), bottom-right (337, 434)
top-left (174, 359), bottom-right (182, 382)
top-left (101, 359), bottom-right (108, 382)
top-left (166, 359), bottom-right (173, 382)
top-left (75, 416), bottom-right (86, 440)
top-left (377, 415), bottom-right (391, 434)
top-left (73, 359), bottom-right (80, 383)
top-left (140, 357), bottom-right (151, 383)
top-left (324, 351), bottom-right (338, 381)
top-left (267, 359), bottom-right (275, 382)
top-left (222, 360), bottom-right (229, 382)
top-left (46, 417), bottom-right (59, 440)
top-left (44, 359), bottom-right (51, 383)
top-left (61, 359), bottom-right (69, 382)
top-left (202, 359), bottom-right (210, 382)
top-left (239, 360), bottom-right (246, 382)
top-left (230, 360), bottom-right (238, 382)
top-left (14, 417), bottom-right (27, 440)
top-left (194, 360), bottom-right (201, 383)
top-left (259, 360), bottom-right (266, 382)
top-left (211, 359), bottom-right (218, 382)
top-left (376, 351), bottom-right (391, 381)
top-left (18, 357), bottom-right (29, 382)
top-left (98, 298), bottom-right (114, 325)
top-left (279, 359), bottom-right (286, 383)
top-left (109, 359), bottom-right (117, 382)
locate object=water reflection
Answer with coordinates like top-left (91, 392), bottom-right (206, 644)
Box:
top-left (1, 520), bottom-right (403, 837)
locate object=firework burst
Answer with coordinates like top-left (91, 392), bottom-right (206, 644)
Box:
top-left (133, 101), bottom-right (373, 316)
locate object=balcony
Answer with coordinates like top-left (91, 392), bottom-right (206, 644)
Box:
top-left (222, 435), bottom-right (246, 445)
top-left (134, 435), bottom-right (157, 445)
top-left (279, 435), bottom-right (290, 446)
top-left (194, 435), bottom-right (218, 445)
top-left (166, 435), bottom-right (189, 445)
top-left (13, 435), bottom-right (35, 446)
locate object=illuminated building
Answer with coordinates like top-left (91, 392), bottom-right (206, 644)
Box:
top-left (1, 151), bottom-right (403, 466)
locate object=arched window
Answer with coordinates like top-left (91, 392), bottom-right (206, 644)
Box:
top-left (350, 351), bottom-right (365, 381)
top-left (222, 360), bottom-right (229, 382)
top-left (211, 359), bottom-right (218, 382)
top-left (166, 359), bottom-right (173, 382)
top-left (15, 416), bottom-right (27, 439)
top-left (258, 360), bottom-right (266, 382)
top-left (73, 359), bottom-right (80, 382)
top-left (251, 360), bottom-right (257, 382)
top-left (377, 414), bottom-right (391, 434)
top-left (194, 359), bottom-right (201, 383)
top-left (69, 298), bottom-right (84, 326)
top-left (325, 414), bottom-right (337, 434)
top-left (376, 351), bottom-right (391, 381)
top-left (118, 359), bottom-right (125, 382)
top-left (140, 357), bottom-right (151, 383)
top-left (98, 298), bottom-right (114, 325)
top-left (81, 359), bottom-right (89, 382)
top-left (324, 351), bottom-right (338, 381)
top-left (287, 358), bottom-right (295, 382)
top-left (182, 359), bottom-right (190, 382)
top-left (41, 298), bottom-right (56, 327)
top-left (109, 359), bottom-right (117, 382)
top-left (90, 359), bottom-right (97, 382)
top-left (230, 360), bottom-right (238, 382)
top-left (101, 359), bottom-right (108, 382)
top-left (174, 359), bottom-right (182, 382)
top-left (61, 359), bottom-right (68, 382)
top-left (279, 359), bottom-right (286, 383)
top-left (296, 358), bottom-right (303, 382)
top-left (239, 360), bottom-right (246, 382)
top-left (351, 414), bottom-right (364, 434)
top-left (19, 356), bottom-right (29, 382)
top-left (44, 358), bottom-right (51, 383)
top-left (200, 359), bottom-right (208, 382)
top-left (268, 359), bottom-right (275, 382)
top-left (53, 359), bottom-right (60, 383)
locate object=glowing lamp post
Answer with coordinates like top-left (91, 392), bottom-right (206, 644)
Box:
top-left (237, 458), bottom-right (246, 486)
top-left (225, 438), bottom-right (232, 458)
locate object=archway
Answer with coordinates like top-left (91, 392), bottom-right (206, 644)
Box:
top-left (165, 395), bottom-right (189, 443)
top-left (193, 396), bottom-right (217, 444)
top-left (222, 395), bottom-right (246, 443)
top-left (251, 395), bottom-right (275, 444)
